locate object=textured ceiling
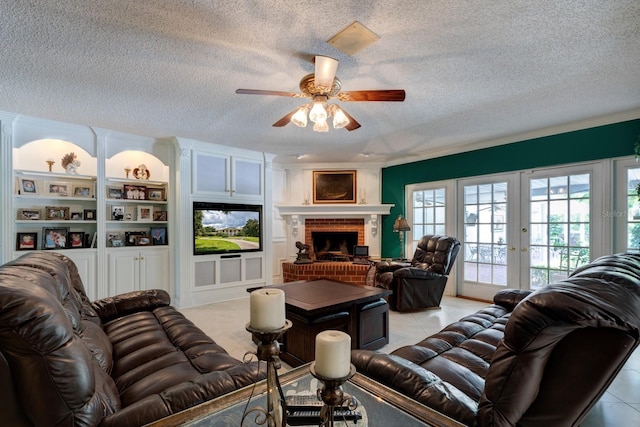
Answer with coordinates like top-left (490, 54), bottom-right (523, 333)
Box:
top-left (1, 1), bottom-right (639, 164)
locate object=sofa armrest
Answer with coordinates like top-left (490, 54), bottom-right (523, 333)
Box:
top-left (91, 289), bottom-right (171, 323)
top-left (493, 288), bottom-right (533, 311)
top-left (351, 350), bottom-right (478, 426)
top-left (376, 261), bottom-right (411, 273)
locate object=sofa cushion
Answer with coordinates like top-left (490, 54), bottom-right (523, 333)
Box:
top-left (99, 305), bottom-right (263, 426)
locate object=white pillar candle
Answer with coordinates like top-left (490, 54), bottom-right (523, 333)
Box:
top-left (315, 330), bottom-right (351, 379)
top-left (249, 288), bottom-right (286, 331)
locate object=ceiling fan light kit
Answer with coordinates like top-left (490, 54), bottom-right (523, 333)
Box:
top-left (235, 55), bottom-right (405, 132)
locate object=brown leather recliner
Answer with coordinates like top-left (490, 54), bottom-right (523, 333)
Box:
top-left (0, 252), bottom-right (265, 427)
top-left (353, 253), bottom-right (640, 426)
top-left (375, 234), bottom-right (461, 311)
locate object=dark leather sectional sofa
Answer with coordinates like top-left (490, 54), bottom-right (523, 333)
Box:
top-left (353, 252), bottom-right (640, 426)
top-left (0, 252), bottom-right (264, 427)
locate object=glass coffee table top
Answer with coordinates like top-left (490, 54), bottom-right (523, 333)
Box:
top-left (147, 363), bottom-right (463, 427)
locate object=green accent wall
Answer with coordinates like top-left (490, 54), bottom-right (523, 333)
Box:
top-left (381, 118), bottom-right (640, 257)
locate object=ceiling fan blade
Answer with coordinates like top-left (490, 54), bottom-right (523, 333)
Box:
top-left (339, 90), bottom-right (406, 102)
top-left (236, 89), bottom-right (299, 97)
top-left (339, 108), bottom-right (361, 131)
top-left (272, 109), bottom-right (299, 127)
top-left (314, 56), bottom-right (339, 88)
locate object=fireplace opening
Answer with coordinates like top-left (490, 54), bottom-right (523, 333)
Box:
top-left (311, 231), bottom-right (358, 261)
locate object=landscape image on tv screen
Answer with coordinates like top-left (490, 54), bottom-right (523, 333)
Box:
top-left (193, 202), bottom-right (262, 255)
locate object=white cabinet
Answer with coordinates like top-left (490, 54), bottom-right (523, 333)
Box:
top-left (108, 247), bottom-right (170, 295)
top-left (192, 151), bottom-right (262, 199)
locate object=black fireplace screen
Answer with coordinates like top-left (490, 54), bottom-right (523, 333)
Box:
top-left (311, 231), bottom-right (358, 258)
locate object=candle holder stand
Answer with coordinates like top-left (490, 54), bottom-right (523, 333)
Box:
top-left (242, 320), bottom-right (292, 427)
top-left (310, 362), bottom-right (358, 427)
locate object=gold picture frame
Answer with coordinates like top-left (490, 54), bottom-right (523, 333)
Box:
top-left (44, 181), bottom-right (71, 197)
top-left (147, 186), bottom-right (166, 201)
top-left (45, 206), bottom-right (70, 220)
top-left (312, 170), bottom-right (357, 204)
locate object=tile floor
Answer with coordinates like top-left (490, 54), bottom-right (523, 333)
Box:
top-left (180, 296), bottom-right (640, 426)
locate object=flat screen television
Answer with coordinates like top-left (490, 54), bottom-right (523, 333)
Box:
top-left (193, 201), bottom-right (263, 255)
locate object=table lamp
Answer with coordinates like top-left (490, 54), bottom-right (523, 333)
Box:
top-left (393, 215), bottom-right (411, 260)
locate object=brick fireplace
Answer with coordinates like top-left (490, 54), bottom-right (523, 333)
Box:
top-left (275, 204), bottom-right (394, 284)
top-left (305, 218), bottom-right (365, 259)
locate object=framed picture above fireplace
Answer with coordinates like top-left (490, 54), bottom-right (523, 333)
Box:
top-left (313, 170), bottom-right (356, 204)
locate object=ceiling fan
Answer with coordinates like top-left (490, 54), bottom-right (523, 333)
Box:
top-left (235, 56), bottom-right (406, 132)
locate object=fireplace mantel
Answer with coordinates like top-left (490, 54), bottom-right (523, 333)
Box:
top-left (275, 204), bottom-right (394, 217)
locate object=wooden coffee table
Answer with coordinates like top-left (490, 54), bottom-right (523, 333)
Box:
top-left (268, 279), bottom-right (392, 367)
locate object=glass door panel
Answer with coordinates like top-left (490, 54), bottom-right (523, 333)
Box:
top-left (528, 173), bottom-right (590, 289)
top-left (411, 188), bottom-right (447, 252)
top-left (461, 180), bottom-right (509, 293)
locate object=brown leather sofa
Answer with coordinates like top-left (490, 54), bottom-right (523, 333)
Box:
top-left (375, 234), bottom-right (461, 311)
top-left (0, 252), bottom-right (264, 427)
top-left (353, 252), bottom-right (640, 426)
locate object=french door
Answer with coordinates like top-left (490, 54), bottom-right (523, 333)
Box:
top-left (457, 174), bottom-right (518, 300)
top-left (457, 163), bottom-right (603, 301)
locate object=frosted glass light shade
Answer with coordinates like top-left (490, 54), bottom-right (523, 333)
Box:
top-left (314, 56), bottom-right (339, 88)
top-left (313, 119), bottom-right (329, 132)
top-left (332, 107), bottom-right (349, 129)
top-left (291, 106), bottom-right (308, 127)
top-left (309, 102), bottom-right (327, 123)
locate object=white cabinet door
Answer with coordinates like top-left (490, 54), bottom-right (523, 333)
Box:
top-left (108, 249), bottom-right (140, 295)
top-left (232, 157), bottom-right (262, 197)
top-left (192, 152), bottom-right (230, 196)
top-left (139, 248), bottom-right (170, 292)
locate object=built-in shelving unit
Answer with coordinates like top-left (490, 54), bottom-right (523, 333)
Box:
top-left (2, 113), bottom-right (176, 301)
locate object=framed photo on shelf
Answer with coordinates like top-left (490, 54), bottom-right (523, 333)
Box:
top-left (70, 211), bottom-right (83, 220)
top-left (111, 205), bottom-right (125, 221)
top-left (107, 186), bottom-right (123, 199)
top-left (19, 178), bottom-right (38, 195)
top-left (45, 181), bottom-right (71, 197)
top-left (18, 208), bottom-right (41, 220)
top-left (137, 205), bottom-right (153, 222)
top-left (83, 209), bottom-right (97, 221)
top-left (16, 232), bottom-right (37, 250)
top-left (42, 227), bottom-right (70, 249)
top-left (153, 210), bottom-right (167, 221)
top-left (134, 235), bottom-right (152, 246)
top-left (69, 232), bottom-right (85, 248)
top-left (124, 185), bottom-right (147, 200)
top-left (45, 206), bottom-right (70, 220)
top-left (312, 170), bottom-right (357, 204)
top-left (147, 187), bottom-right (165, 201)
top-left (125, 231), bottom-right (146, 246)
top-left (73, 185), bottom-right (92, 198)
top-left (150, 227), bottom-right (167, 245)
top-left (107, 232), bottom-right (124, 247)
